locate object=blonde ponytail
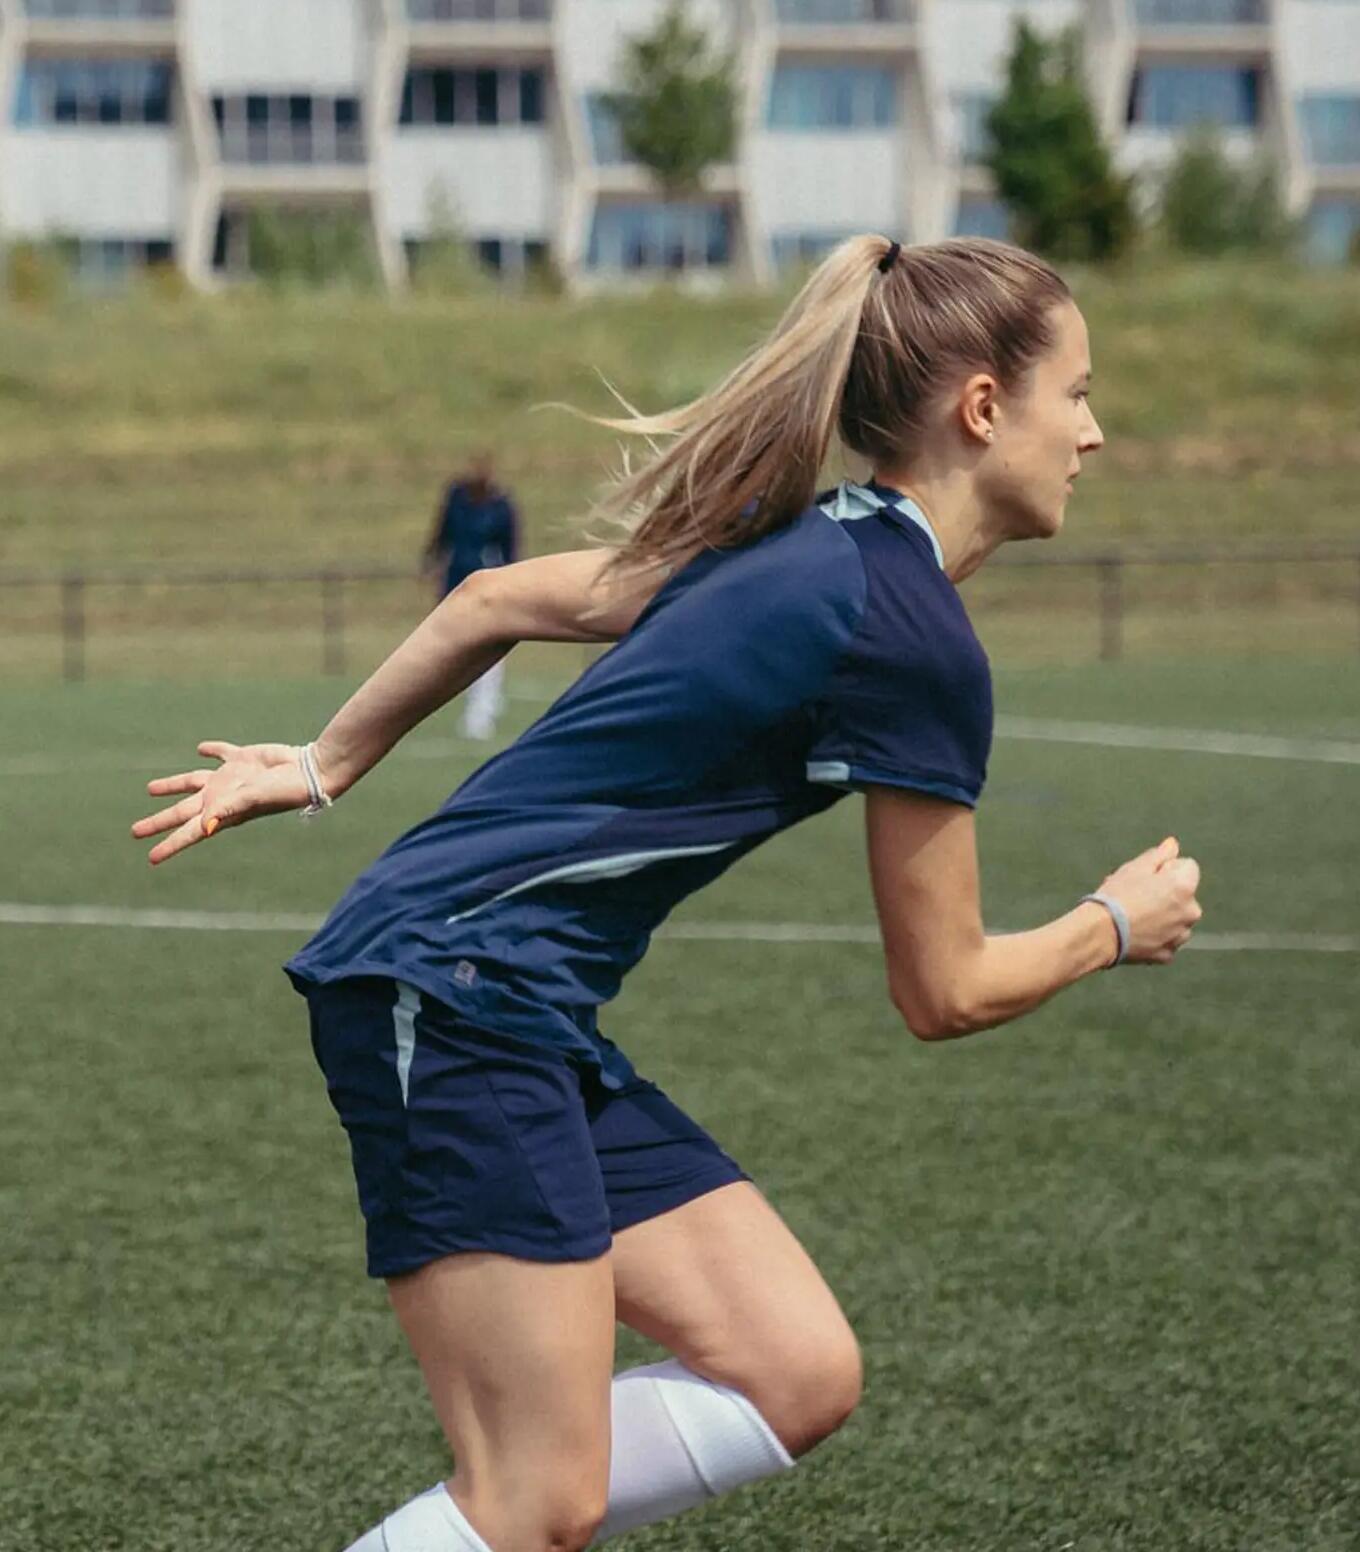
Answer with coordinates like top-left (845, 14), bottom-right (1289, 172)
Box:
top-left (591, 234), bottom-right (1070, 575)
top-left (591, 236), bottom-right (888, 574)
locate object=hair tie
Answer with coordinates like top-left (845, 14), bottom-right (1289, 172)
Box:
top-left (877, 241), bottom-right (901, 275)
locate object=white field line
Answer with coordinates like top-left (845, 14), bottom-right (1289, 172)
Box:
top-left (3, 719), bottom-right (1358, 781)
top-left (994, 716), bottom-right (1360, 766)
top-left (0, 902), bottom-right (1355, 955)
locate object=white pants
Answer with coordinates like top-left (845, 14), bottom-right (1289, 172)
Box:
top-left (460, 659), bottom-right (506, 741)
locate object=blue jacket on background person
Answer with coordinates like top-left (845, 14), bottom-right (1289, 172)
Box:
top-left (427, 456), bottom-right (520, 598)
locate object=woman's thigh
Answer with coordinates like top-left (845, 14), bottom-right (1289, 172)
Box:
top-left (388, 1250), bottom-right (616, 1549)
top-left (610, 1182), bottom-right (863, 1456)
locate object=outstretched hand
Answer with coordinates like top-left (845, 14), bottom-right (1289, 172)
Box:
top-left (131, 741), bottom-right (312, 866)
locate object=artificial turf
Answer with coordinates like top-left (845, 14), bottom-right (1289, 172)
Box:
top-left (1, 656), bottom-right (1356, 1550)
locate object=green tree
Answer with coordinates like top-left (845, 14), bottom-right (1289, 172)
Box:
top-left (601, 1), bottom-right (737, 196)
top-left (985, 21), bottom-right (1135, 262)
top-left (1160, 128), bottom-right (1291, 256)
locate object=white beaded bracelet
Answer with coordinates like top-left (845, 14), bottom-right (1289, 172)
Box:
top-left (1080, 891), bottom-right (1130, 968)
top-left (297, 742), bottom-right (334, 819)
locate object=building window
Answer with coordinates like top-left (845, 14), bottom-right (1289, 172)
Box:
top-left (24, 0), bottom-right (175, 16)
top-left (399, 66), bottom-right (546, 127)
top-left (771, 231), bottom-right (856, 268)
top-left (1299, 95), bottom-right (1360, 167)
top-left (1127, 65), bottom-right (1261, 129)
top-left (773, 0), bottom-right (912, 20)
top-left (1306, 198), bottom-right (1360, 265)
top-left (585, 94), bottom-right (627, 163)
top-left (1134, 0), bottom-right (1266, 23)
top-left (587, 202), bottom-right (732, 272)
top-left (213, 94), bottom-right (364, 164)
top-left (13, 58), bottom-right (173, 126)
top-left (406, 0), bottom-right (551, 19)
top-left (767, 65), bottom-right (897, 130)
top-left (953, 91), bottom-right (995, 163)
top-left (58, 235), bottom-right (175, 286)
top-left (953, 196), bottom-right (1010, 240)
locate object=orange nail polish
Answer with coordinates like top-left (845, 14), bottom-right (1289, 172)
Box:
top-left (203, 817), bottom-right (219, 837)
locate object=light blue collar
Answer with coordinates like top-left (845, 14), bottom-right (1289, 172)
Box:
top-left (820, 480), bottom-right (945, 572)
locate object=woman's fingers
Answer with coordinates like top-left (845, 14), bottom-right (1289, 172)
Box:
top-left (131, 791), bottom-right (204, 839)
top-left (147, 813), bottom-right (209, 867)
top-left (198, 740), bottom-right (241, 762)
top-left (146, 769), bottom-right (212, 798)
top-left (134, 744), bottom-right (310, 864)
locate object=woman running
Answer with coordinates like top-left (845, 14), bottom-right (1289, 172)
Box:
top-left (133, 237), bottom-right (1202, 1552)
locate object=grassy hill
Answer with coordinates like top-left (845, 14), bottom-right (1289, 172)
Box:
top-left (0, 257), bottom-right (1356, 577)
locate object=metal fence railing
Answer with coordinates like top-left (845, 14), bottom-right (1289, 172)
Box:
top-left (1, 549), bottom-right (1357, 685)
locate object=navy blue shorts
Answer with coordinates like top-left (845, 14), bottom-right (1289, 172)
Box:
top-left (301, 976), bottom-right (749, 1278)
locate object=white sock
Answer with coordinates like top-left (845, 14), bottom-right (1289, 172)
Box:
top-left (593, 1359), bottom-right (795, 1544)
top-left (343, 1361), bottom-right (793, 1551)
top-left (344, 1483), bottom-right (492, 1552)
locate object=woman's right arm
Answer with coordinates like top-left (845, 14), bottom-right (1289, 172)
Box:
top-left (132, 549), bottom-right (663, 864)
top-left (314, 549), bottom-right (659, 796)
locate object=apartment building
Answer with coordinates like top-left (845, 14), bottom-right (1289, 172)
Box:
top-left (0, 0), bottom-right (1354, 288)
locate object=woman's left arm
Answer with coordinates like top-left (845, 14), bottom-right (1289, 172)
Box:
top-left (864, 787), bottom-right (1201, 1039)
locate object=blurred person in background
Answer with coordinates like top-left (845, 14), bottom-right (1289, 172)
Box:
top-left (134, 236), bottom-right (1203, 1552)
top-left (425, 451), bottom-right (520, 740)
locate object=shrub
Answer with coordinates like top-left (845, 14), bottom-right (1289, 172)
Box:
top-left (6, 239), bottom-right (74, 305)
top-left (1160, 128), bottom-right (1292, 256)
top-left (245, 206), bottom-right (380, 289)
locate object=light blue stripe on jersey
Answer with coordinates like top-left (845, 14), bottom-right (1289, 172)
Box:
top-left (393, 981), bottom-right (420, 1106)
top-left (446, 842), bottom-right (741, 925)
top-left (820, 481), bottom-right (945, 571)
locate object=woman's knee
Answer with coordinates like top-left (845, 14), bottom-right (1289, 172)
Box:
top-left (457, 1467), bottom-right (608, 1552)
top-left (703, 1316), bottom-right (864, 1459)
top-left (538, 1492), bottom-right (608, 1552)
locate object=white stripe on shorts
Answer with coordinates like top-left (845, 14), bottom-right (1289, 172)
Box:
top-left (393, 982), bottom-right (420, 1107)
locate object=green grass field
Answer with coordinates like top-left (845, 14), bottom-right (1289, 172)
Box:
top-left (2, 655), bottom-right (1357, 1551)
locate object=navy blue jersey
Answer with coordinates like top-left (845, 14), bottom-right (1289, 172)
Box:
top-left (287, 482), bottom-right (993, 1086)
top-left (435, 483), bottom-right (520, 593)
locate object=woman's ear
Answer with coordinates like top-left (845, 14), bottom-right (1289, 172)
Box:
top-left (958, 372), bottom-right (999, 447)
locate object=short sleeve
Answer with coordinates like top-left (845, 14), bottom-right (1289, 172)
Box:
top-left (805, 548), bottom-right (993, 808)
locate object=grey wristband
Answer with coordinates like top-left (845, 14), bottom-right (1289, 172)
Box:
top-left (1080, 891), bottom-right (1130, 968)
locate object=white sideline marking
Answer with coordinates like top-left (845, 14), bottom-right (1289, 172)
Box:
top-left (0, 903), bottom-right (320, 932)
top-left (3, 718), bottom-right (1358, 780)
top-left (0, 902), bottom-right (1355, 954)
top-left (995, 716), bottom-right (1360, 766)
